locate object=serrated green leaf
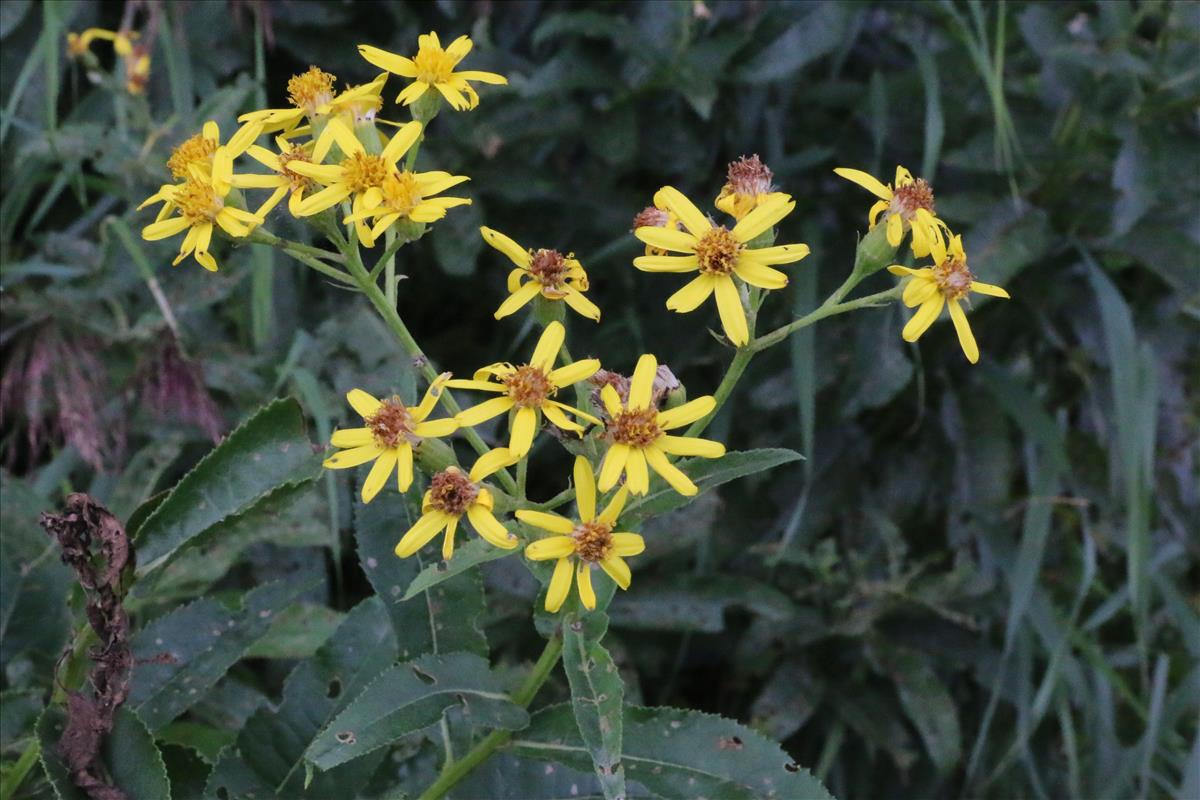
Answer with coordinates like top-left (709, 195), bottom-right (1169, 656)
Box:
top-left (621, 449), bottom-right (803, 523)
top-left (130, 581), bottom-right (309, 730)
top-left (243, 603), bottom-right (344, 660)
top-left (354, 485), bottom-right (487, 658)
top-left (132, 398), bottom-right (320, 574)
top-left (563, 612), bottom-right (626, 800)
top-left (400, 536), bottom-right (515, 601)
top-left (206, 597), bottom-right (397, 799)
top-left (512, 704), bottom-right (834, 800)
top-left (38, 707), bottom-right (170, 800)
top-left (305, 652), bottom-right (529, 772)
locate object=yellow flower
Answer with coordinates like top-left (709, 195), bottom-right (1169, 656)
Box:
top-left (520, 456), bottom-right (644, 613)
top-left (232, 136), bottom-right (319, 218)
top-left (833, 165), bottom-right (949, 257)
top-left (633, 187), bottom-right (809, 346)
top-left (449, 321), bottom-right (600, 457)
top-left (631, 190), bottom-right (684, 258)
top-left (358, 32), bottom-right (507, 111)
top-left (597, 354), bottom-right (725, 496)
top-left (714, 154), bottom-right (789, 221)
top-left (124, 45), bottom-right (151, 95)
top-left (481, 227), bottom-right (599, 321)
top-left (888, 233), bottom-right (1010, 364)
top-left (239, 69), bottom-right (388, 137)
top-left (163, 120), bottom-right (262, 182)
top-left (342, 168), bottom-right (472, 243)
top-left (139, 164), bottom-right (263, 272)
top-left (290, 118), bottom-right (438, 246)
top-left (394, 450), bottom-right (519, 561)
top-left (322, 376), bottom-right (459, 503)
top-left (67, 28), bottom-right (137, 58)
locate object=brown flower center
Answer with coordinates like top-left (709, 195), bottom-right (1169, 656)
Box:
top-left (608, 407), bottom-right (661, 448)
top-left (632, 206), bottom-right (670, 230)
top-left (572, 520), bottom-right (614, 563)
top-left (167, 133), bottom-right (218, 179)
top-left (504, 365), bottom-right (554, 408)
top-left (725, 154), bottom-right (774, 197)
top-left (175, 179), bottom-right (222, 224)
top-left (278, 147), bottom-right (315, 191)
top-left (933, 257), bottom-right (973, 301)
top-left (529, 249), bottom-right (569, 290)
top-left (891, 178), bottom-right (936, 221)
top-left (366, 397), bottom-right (415, 448)
top-left (341, 152), bottom-right (390, 193)
top-left (694, 227), bottom-right (743, 275)
top-left (288, 66), bottom-right (336, 113)
top-left (427, 468), bottom-right (479, 516)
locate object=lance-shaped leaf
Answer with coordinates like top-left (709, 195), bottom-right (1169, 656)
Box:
top-left (132, 398), bottom-right (321, 574)
top-left (511, 704), bottom-right (834, 800)
top-left (305, 652), bottom-right (529, 771)
top-left (620, 449), bottom-right (803, 523)
top-left (563, 611), bottom-right (626, 799)
top-left (205, 597), bottom-right (397, 799)
top-left (130, 581), bottom-right (308, 730)
top-left (354, 484), bottom-right (487, 658)
top-left (401, 536), bottom-right (516, 601)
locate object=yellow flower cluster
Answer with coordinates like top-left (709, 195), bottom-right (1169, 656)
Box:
top-left (836, 165), bottom-right (1011, 362)
top-left (136, 31), bottom-right (505, 270)
top-left (66, 27), bottom-right (150, 95)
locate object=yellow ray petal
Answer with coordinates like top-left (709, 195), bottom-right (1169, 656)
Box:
top-left (515, 510), bottom-right (575, 535)
top-left (494, 281), bottom-right (541, 319)
top-left (634, 226), bottom-right (697, 253)
top-left (456, 396), bottom-right (514, 427)
top-left (598, 443), bottom-right (629, 492)
top-left (575, 561), bottom-right (596, 609)
top-left (394, 511), bottom-right (449, 557)
top-left (656, 396), bottom-right (715, 430)
top-left (656, 186), bottom-right (712, 238)
top-left (666, 273), bottom-right (717, 313)
top-left (361, 448), bottom-right (398, 503)
top-left (322, 443), bottom-right (383, 470)
top-left (524, 535), bottom-right (576, 560)
top-left (657, 434), bottom-right (724, 458)
top-left (530, 321), bottom-right (565, 370)
top-left (600, 555), bottom-right (631, 590)
top-left (331, 427), bottom-right (374, 448)
top-left (644, 446), bottom-right (697, 496)
top-left (509, 406), bottom-right (538, 456)
top-left (713, 275), bottom-right (750, 346)
top-left (833, 167), bottom-right (892, 200)
top-left (632, 254), bottom-right (700, 273)
top-left (347, 388), bottom-right (382, 419)
top-left (545, 557), bottom-right (573, 612)
top-left (947, 299), bottom-right (980, 364)
top-left (731, 196), bottom-right (795, 243)
top-left (610, 532), bottom-right (644, 557)
top-left (467, 505), bottom-right (518, 549)
top-left (902, 295), bottom-right (945, 342)
top-left (628, 354), bottom-right (658, 410)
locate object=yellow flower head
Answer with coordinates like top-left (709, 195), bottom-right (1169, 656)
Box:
top-left (239, 69), bottom-right (388, 136)
top-left (481, 227), bottom-right (599, 322)
top-left (888, 233), bottom-right (1010, 364)
top-left (232, 136), bottom-right (319, 219)
top-left (714, 154), bottom-right (789, 221)
top-left (166, 120), bottom-right (261, 181)
top-left (323, 376), bottom-right (459, 503)
top-left (124, 45), bottom-right (151, 95)
top-left (633, 187), bottom-right (809, 346)
top-left (448, 321), bottom-right (600, 457)
top-left (519, 456), bottom-right (645, 613)
top-left (289, 118), bottom-right (466, 247)
top-left (358, 32), bottom-right (508, 111)
top-left (394, 450), bottom-right (520, 561)
top-left (833, 165), bottom-right (949, 258)
top-left (139, 157), bottom-right (264, 272)
top-left (597, 354), bottom-right (725, 496)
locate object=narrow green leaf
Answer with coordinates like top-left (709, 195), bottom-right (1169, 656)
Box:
top-left (622, 449), bottom-right (803, 523)
top-left (133, 398), bottom-right (320, 574)
top-left (512, 704), bottom-right (834, 800)
top-left (130, 581), bottom-right (309, 730)
top-left (354, 485), bottom-right (488, 658)
top-left (304, 652), bottom-right (529, 772)
top-left (563, 612), bottom-right (626, 799)
top-left (400, 536), bottom-right (515, 601)
top-left (206, 597), bottom-right (397, 799)
top-left (736, 3), bottom-right (856, 83)
top-left (869, 644), bottom-right (962, 775)
top-left (38, 707), bottom-right (170, 800)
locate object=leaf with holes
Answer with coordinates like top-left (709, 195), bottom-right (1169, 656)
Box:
top-left (129, 580), bottom-right (309, 731)
top-left (563, 611), bottom-right (626, 800)
top-left (401, 536), bottom-right (516, 601)
top-left (304, 652), bottom-right (529, 771)
top-left (620, 449), bottom-right (803, 523)
top-left (38, 706), bottom-right (170, 800)
top-left (511, 704), bottom-right (834, 800)
top-left (131, 398), bottom-right (321, 574)
top-left (354, 484), bottom-right (487, 658)
top-left (205, 597), bottom-right (397, 799)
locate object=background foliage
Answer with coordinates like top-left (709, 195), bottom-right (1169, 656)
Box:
top-left (1, 1), bottom-right (1197, 799)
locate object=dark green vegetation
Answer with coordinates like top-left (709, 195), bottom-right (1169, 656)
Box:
top-left (1, 2), bottom-right (1197, 799)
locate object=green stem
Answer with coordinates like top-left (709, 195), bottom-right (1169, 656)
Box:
top-left (341, 243), bottom-right (519, 494)
top-left (417, 635), bottom-right (564, 800)
top-left (516, 456), bottom-right (528, 501)
top-left (0, 738), bottom-right (39, 800)
top-left (384, 227), bottom-right (397, 308)
top-left (685, 285), bottom-right (903, 440)
top-left (244, 231), bottom-right (354, 284)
